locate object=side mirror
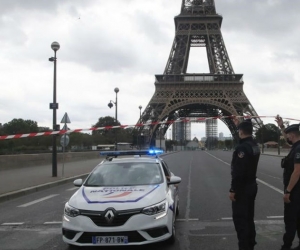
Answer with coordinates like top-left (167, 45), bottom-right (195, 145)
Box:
top-left (73, 179), bottom-right (83, 187)
top-left (167, 176), bottom-right (181, 185)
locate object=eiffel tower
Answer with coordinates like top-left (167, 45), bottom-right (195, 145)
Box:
top-left (139, 0), bottom-right (262, 147)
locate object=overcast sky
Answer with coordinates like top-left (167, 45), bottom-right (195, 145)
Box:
top-left (1, 0), bottom-right (299, 139)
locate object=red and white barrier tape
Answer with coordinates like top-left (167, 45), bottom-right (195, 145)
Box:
top-left (0, 115), bottom-right (299, 140)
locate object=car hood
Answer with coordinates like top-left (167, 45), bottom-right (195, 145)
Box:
top-left (68, 184), bottom-right (166, 210)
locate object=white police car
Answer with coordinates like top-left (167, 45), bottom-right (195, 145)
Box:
top-left (62, 150), bottom-right (181, 248)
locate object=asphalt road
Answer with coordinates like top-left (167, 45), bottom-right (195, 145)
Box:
top-left (0, 151), bottom-right (291, 250)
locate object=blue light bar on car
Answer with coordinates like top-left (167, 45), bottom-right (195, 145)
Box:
top-left (148, 149), bottom-right (164, 155)
top-left (99, 150), bottom-right (164, 156)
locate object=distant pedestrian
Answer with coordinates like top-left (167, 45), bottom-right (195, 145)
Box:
top-left (275, 116), bottom-right (300, 250)
top-left (229, 118), bottom-right (260, 250)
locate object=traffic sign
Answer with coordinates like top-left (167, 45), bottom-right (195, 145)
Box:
top-left (49, 103), bottom-right (59, 109)
top-left (60, 135), bottom-right (70, 147)
top-left (61, 112), bottom-right (71, 123)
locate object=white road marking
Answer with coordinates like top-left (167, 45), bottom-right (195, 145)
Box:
top-left (185, 156), bottom-right (194, 221)
top-left (66, 187), bottom-right (78, 191)
top-left (258, 171), bottom-right (281, 181)
top-left (267, 216), bottom-right (284, 219)
top-left (205, 152), bottom-right (284, 195)
top-left (206, 152), bottom-right (230, 166)
top-left (17, 194), bottom-right (59, 207)
top-left (256, 179), bottom-right (284, 194)
top-left (221, 217), bottom-right (233, 220)
top-left (177, 218), bottom-right (199, 221)
top-left (44, 221), bottom-right (62, 225)
top-left (1, 222), bottom-right (24, 226)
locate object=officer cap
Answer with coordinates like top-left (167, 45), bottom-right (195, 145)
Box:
top-left (284, 124), bottom-right (300, 134)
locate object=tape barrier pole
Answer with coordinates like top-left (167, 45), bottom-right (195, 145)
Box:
top-left (1, 115), bottom-right (299, 141)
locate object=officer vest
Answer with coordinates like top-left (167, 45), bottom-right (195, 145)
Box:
top-left (282, 141), bottom-right (300, 188)
top-left (242, 140), bottom-right (260, 182)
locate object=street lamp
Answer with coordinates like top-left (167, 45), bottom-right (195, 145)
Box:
top-left (108, 87), bottom-right (119, 150)
top-left (139, 105), bottom-right (142, 120)
top-left (49, 41), bottom-right (60, 177)
top-left (138, 105), bottom-right (142, 149)
top-left (160, 127), bottom-right (162, 149)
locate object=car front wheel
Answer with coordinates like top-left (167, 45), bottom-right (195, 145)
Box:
top-left (176, 200), bottom-right (179, 216)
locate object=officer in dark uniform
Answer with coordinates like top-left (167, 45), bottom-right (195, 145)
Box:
top-left (229, 119), bottom-right (260, 250)
top-left (279, 123), bottom-right (300, 250)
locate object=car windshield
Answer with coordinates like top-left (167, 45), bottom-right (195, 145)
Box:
top-left (85, 162), bottom-right (163, 186)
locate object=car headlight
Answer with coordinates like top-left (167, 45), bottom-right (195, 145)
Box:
top-left (64, 203), bottom-right (80, 217)
top-left (142, 200), bottom-right (168, 216)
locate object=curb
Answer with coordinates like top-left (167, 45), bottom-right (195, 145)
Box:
top-left (261, 153), bottom-right (286, 158)
top-left (0, 173), bottom-right (89, 203)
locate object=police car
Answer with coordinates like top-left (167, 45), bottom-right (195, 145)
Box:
top-left (62, 150), bottom-right (181, 248)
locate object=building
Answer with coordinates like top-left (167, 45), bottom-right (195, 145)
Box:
top-left (172, 121), bottom-right (191, 142)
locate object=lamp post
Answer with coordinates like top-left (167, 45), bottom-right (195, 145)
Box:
top-left (138, 105), bottom-right (142, 149)
top-left (49, 41), bottom-right (60, 177)
top-left (278, 125), bottom-right (281, 155)
top-left (261, 123), bottom-right (264, 154)
top-left (108, 87), bottom-right (119, 150)
top-left (159, 127), bottom-right (162, 150)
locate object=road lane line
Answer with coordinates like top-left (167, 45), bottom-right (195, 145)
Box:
top-left (221, 217), bottom-right (233, 220)
top-left (44, 221), bottom-right (62, 225)
top-left (185, 155), bottom-right (194, 220)
top-left (1, 222), bottom-right (24, 225)
top-left (205, 152), bottom-right (230, 166)
top-left (17, 194), bottom-right (59, 207)
top-left (177, 218), bottom-right (199, 222)
top-left (267, 216), bottom-right (284, 219)
top-left (66, 187), bottom-right (78, 191)
top-left (205, 152), bottom-right (284, 195)
top-left (258, 171), bottom-right (281, 181)
top-left (256, 179), bottom-right (284, 194)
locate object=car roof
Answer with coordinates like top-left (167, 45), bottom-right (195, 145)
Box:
top-left (99, 150), bottom-right (164, 164)
top-left (102, 155), bottom-right (162, 164)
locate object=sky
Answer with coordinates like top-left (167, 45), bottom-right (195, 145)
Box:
top-left (1, 0), bottom-right (300, 140)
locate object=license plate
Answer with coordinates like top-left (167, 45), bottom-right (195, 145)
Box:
top-left (92, 236), bottom-right (128, 245)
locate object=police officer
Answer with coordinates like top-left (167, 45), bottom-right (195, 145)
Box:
top-left (278, 123), bottom-right (300, 250)
top-left (229, 118), bottom-right (260, 250)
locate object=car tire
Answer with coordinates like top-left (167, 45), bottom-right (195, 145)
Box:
top-left (176, 201), bottom-right (180, 216)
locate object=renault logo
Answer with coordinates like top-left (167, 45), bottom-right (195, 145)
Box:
top-left (104, 210), bottom-right (115, 224)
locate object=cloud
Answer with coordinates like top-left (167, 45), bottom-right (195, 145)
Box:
top-left (0, 0), bottom-right (299, 141)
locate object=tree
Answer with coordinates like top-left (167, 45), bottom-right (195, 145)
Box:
top-left (205, 136), bottom-right (218, 149)
top-left (93, 116), bottom-right (118, 135)
top-left (2, 119), bottom-right (38, 135)
top-left (224, 139), bottom-right (233, 149)
top-left (0, 119), bottom-right (40, 154)
top-left (255, 123), bottom-right (280, 143)
top-left (217, 140), bottom-right (225, 149)
top-left (92, 116), bottom-right (133, 145)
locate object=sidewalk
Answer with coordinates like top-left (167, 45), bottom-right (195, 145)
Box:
top-left (261, 149), bottom-right (288, 157)
top-left (0, 157), bottom-right (103, 203)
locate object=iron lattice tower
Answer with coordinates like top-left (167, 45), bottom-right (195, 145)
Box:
top-left (139, 0), bottom-right (262, 147)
